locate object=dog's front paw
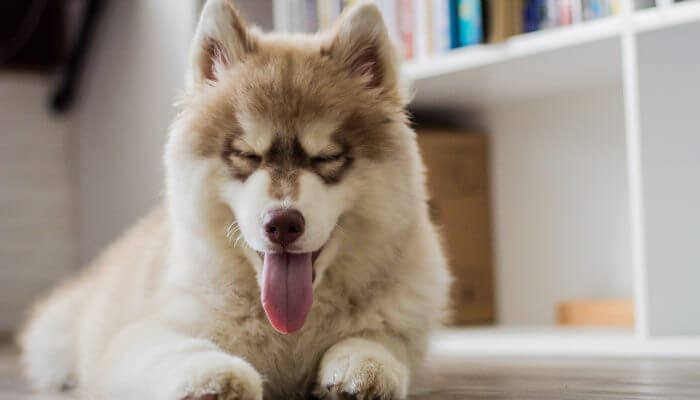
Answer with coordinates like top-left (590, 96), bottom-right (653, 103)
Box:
top-left (316, 339), bottom-right (409, 400)
top-left (177, 354), bottom-right (263, 400)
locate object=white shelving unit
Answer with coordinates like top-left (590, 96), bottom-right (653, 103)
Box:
top-left (404, 0), bottom-right (700, 356)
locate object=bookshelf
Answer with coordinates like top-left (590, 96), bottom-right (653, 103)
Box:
top-left (405, 0), bottom-right (700, 355)
top-left (242, 0), bottom-right (700, 356)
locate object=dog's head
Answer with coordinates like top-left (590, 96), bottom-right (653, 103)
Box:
top-left (167, 0), bottom-right (420, 334)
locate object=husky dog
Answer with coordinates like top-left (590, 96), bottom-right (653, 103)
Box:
top-left (19, 1), bottom-right (450, 399)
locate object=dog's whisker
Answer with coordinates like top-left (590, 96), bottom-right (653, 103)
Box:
top-left (234, 233), bottom-right (244, 248)
top-left (225, 221), bottom-right (243, 244)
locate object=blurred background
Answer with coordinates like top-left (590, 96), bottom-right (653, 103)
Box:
top-left (1, 0), bottom-right (699, 355)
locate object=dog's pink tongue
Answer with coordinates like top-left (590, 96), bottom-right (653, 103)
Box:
top-left (261, 252), bottom-right (313, 334)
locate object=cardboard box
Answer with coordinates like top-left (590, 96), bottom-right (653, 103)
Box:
top-left (418, 131), bottom-right (495, 325)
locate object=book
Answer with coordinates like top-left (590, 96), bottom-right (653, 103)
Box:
top-left (558, 0), bottom-right (574, 25)
top-left (486, 0), bottom-right (524, 43)
top-left (290, 0), bottom-right (304, 33)
top-left (431, 0), bottom-right (452, 52)
top-left (397, 0), bottom-right (415, 59)
top-left (457, 0), bottom-right (483, 47)
top-left (449, 0), bottom-right (460, 48)
top-left (543, 0), bottom-right (560, 28)
top-left (305, 0), bottom-right (319, 33)
top-left (274, 0), bottom-right (290, 32)
top-left (524, 0), bottom-right (545, 32)
top-left (414, 0), bottom-right (430, 60)
top-left (570, 0), bottom-right (583, 23)
top-left (511, 0), bottom-right (525, 37)
top-left (583, 0), bottom-right (607, 20)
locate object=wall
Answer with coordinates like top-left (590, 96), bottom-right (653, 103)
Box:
top-left (0, 76), bottom-right (74, 331)
top-left (76, 0), bottom-right (196, 263)
top-left (486, 84), bottom-right (633, 324)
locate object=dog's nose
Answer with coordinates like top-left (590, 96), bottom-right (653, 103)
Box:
top-left (264, 209), bottom-right (305, 247)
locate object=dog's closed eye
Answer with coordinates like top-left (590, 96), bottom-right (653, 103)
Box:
top-left (232, 149), bottom-right (262, 163)
top-left (311, 152), bottom-right (345, 164)
top-left (311, 150), bottom-right (351, 183)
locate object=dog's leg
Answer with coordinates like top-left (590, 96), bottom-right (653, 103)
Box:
top-left (85, 320), bottom-right (263, 400)
top-left (315, 336), bottom-right (410, 400)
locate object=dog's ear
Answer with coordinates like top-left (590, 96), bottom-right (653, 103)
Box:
top-left (326, 3), bottom-right (399, 92)
top-left (188, 0), bottom-right (256, 87)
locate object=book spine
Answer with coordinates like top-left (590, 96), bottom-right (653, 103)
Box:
top-left (289, 0), bottom-right (302, 33)
top-left (305, 0), bottom-right (318, 33)
top-left (274, 0), bottom-right (289, 32)
top-left (570, 0), bottom-right (583, 23)
top-left (317, 0), bottom-right (330, 31)
top-left (610, 0), bottom-right (621, 15)
top-left (543, 0), bottom-right (559, 28)
top-left (583, 0), bottom-right (605, 20)
top-left (558, 0), bottom-right (573, 25)
top-left (425, 0), bottom-right (434, 54)
top-left (414, 0), bottom-right (430, 60)
top-left (398, 0), bottom-right (415, 59)
top-left (511, 0), bottom-right (525, 36)
top-left (592, 0), bottom-right (604, 18)
top-left (457, 0), bottom-right (483, 46)
top-left (448, 0), bottom-right (460, 48)
top-left (432, 0), bottom-right (451, 53)
top-left (524, 0), bottom-right (543, 32)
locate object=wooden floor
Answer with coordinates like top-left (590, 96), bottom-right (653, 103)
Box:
top-left (2, 346), bottom-right (699, 399)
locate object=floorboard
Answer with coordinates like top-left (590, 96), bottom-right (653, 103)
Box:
top-left (2, 346), bottom-right (699, 399)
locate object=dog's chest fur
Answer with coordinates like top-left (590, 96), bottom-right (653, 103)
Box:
top-left (200, 270), bottom-right (392, 398)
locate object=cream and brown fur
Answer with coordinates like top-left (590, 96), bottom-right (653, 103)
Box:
top-left (18, 1), bottom-right (451, 399)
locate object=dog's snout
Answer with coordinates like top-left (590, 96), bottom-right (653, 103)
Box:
top-left (264, 209), bottom-right (305, 247)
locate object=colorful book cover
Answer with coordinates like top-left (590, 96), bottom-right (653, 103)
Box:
top-left (456, 0), bottom-right (482, 46)
top-left (432, 0), bottom-right (451, 53)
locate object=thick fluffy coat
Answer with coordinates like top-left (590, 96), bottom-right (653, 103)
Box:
top-left (19, 1), bottom-right (451, 399)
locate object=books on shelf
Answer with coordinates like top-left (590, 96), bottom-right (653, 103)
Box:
top-left (273, 0), bottom-right (622, 62)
